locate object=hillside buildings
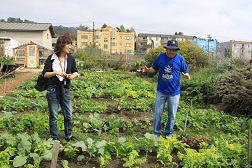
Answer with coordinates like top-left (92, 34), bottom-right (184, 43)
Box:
top-left (1, 22), bottom-right (252, 66)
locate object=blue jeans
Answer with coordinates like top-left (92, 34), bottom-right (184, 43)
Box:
top-left (153, 91), bottom-right (180, 137)
top-left (46, 85), bottom-right (73, 140)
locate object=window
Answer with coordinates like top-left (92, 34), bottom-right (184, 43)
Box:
top-left (81, 42), bottom-right (88, 46)
top-left (104, 44), bottom-right (108, 49)
top-left (125, 43), bottom-right (131, 47)
top-left (104, 38), bottom-right (108, 42)
top-left (125, 50), bottom-right (132, 53)
top-left (125, 36), bottom-right (131, 40)
top-left (28, 46), bottom-right (35, 56)
top-left (111, 42), bottom-right (116, 46)
top-left (15, 49), bottom-right (25, 56)
top-left (47, 34), bottom-right (49, 39)
top-left (81, 35), bottom-right (88, 39)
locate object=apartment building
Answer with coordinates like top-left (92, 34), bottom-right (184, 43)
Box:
top-left (193, 38), bottom-right (217, 59)
top-left (218, 40), bottom-right (252, 61)
top-left (136, 33), bottom-right (196, 52)
top-left (77, 26), bottom-right (135, 54)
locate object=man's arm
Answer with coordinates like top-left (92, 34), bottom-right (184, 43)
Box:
top-left (142, 65), bottom-right (156, 73)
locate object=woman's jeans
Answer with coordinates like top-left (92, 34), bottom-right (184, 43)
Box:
top-left (46, 85), bottom-right (73, 139)
top-left (153, 91), bottom-right (180, 137)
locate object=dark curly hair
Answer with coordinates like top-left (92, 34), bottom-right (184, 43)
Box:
top-left (54, 32), bottom-right (73, 56)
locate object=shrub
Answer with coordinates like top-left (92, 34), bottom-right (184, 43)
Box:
top-left (211, 65), bottom-right (252, 115)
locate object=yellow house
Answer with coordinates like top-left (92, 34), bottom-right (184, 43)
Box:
top-left (77, 26), bottom-right (135, 54)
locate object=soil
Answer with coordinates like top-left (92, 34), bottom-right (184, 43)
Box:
top-left (0, 68), bottom-right (42, 96)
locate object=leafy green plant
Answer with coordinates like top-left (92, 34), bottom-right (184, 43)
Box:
top-left (122, 149), bottom-right (146, 167)
top-left (157, 137), bottom-right (186, 166)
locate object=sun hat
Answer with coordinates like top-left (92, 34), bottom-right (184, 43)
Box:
top-left (163, 40), bottom-right (180, 50)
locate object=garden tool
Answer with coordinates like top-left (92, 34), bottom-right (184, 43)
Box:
top-left (241, 112), bottom-right (252, 132)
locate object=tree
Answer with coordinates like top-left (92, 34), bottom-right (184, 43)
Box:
top-left (144, 41), bottom-right (209, 70)
top-left (120, 25), bottom-right (126, 32)
top-left (7, 17), bottom-right (23, 23)
top-left (144, 46), bottom-right (165, 67)
top-left (130, 27), bottom-right (135, 32)
top-left (175, 32), bottom-right (184, 35)
top-left (77, 24), bottom-right (89, 31)
top-left (224, 48), bottom-right (231, 58)
top-left (116, 27), bottom-right (121, 32)
top-left (102, 24), bottom-right (107, 28)
top-left (178, 40), bottom-right (209, 70)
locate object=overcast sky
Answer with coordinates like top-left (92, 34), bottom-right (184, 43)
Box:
top-left (1, 0), bottom-right (252, 42)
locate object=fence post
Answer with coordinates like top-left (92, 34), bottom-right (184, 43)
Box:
top-left (248, 129), bottom-right (251, 166)
top-left (51, 140), bottom-right (60, 168)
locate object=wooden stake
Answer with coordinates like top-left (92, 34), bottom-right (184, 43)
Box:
top-left (4, 78), bottom-right (6, 94)
top-left (51, 140), bottom-right (60, 168)
top-left (182, 111), bottom-right (189, 137)
top-left (248, 129), bottom-right (251, 166)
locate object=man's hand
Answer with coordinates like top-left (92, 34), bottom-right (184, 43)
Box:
top-left (142, 65), bottom-right (149, 73)
top-left (182, 72), bottom-right (191, 80)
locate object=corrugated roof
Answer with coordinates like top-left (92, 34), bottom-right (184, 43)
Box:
top-left (0, 22), bottom-right (55, 37)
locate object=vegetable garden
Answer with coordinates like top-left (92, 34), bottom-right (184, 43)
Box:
top-left (0, 69), bottom-right (251, 168)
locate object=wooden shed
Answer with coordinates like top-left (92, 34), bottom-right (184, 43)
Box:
top-left (13, 41), bottom-right (53, 68)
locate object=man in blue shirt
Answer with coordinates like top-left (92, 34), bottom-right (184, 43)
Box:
top-left (142, 40), bottom-right (190, 137)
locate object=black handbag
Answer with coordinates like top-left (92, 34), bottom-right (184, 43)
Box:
top-left (35, 74), bottom-right (49, 91)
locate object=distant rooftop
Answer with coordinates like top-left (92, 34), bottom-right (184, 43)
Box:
top-left (0, 22), bottom-right (55, 37)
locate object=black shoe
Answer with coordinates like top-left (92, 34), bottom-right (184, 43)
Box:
top-left (65, 136), bottom-right (78, 141)
top-left (52, 137), bottom-right (60, 141)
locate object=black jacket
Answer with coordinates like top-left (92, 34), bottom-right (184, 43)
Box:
top-left (42, 54), bottom-right (78, 88)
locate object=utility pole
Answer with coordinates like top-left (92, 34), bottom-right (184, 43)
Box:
top-left (92, 22), bottom-right (95, 46)
top-left (207, 34), bottom-right (212, 60)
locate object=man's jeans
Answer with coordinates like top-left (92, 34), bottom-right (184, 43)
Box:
top-left (46, 85), bottom-right (73, 140)
top-left (153, 91), bottom-right (180, 137)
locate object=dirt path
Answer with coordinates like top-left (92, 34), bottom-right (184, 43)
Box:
top-left (0, 68), bottom-right (42, 96)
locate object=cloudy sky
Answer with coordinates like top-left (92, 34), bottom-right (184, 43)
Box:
top-left (1, 0), bottom-right (252, 42)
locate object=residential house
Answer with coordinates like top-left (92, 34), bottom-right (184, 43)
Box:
top-left (77, 26), bottom-right (135, 54)
top-left (0, 22), bottom-right (56, 67)
top-left (0, 22), bottom-right (55, 49)
top-left (218, 40), bottom-right (252, 61)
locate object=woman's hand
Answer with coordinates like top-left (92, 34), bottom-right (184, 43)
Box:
top-left (54, 71), bottom-right (67, 77)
